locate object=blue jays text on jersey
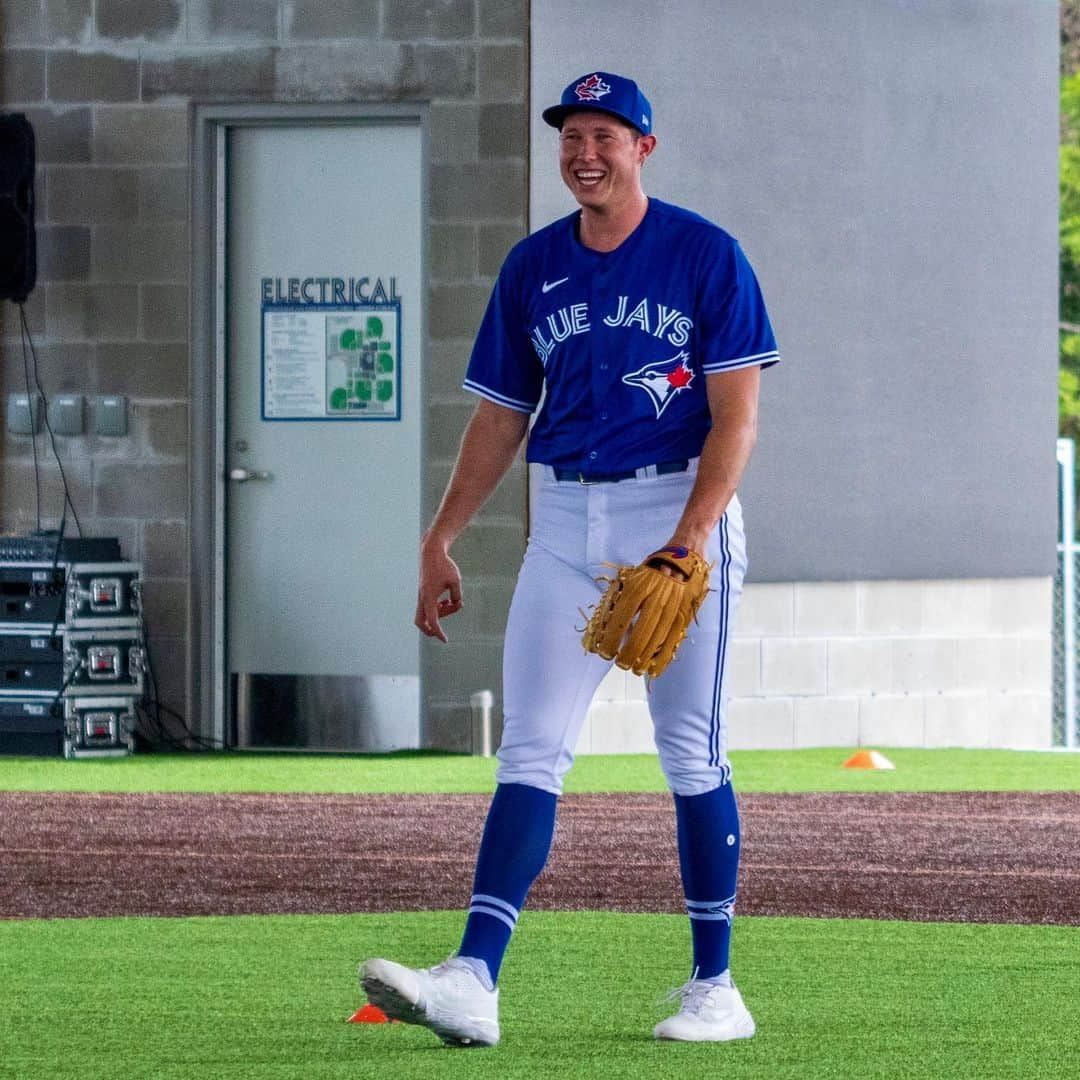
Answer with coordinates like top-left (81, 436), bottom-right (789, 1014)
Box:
top-left (463, 198), bottom-right (780, 474)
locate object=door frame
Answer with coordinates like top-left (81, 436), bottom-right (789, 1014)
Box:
top-left (189, 103), bottom-right (429, 746)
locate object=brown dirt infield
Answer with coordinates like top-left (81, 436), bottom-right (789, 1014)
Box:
top-left (1, 791), bottom-right (1077, 925)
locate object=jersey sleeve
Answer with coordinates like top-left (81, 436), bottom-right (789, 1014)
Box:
top-left (697, 240), bottom-right (780, 374)
top-left (462, 255), bottom-right (544, 414)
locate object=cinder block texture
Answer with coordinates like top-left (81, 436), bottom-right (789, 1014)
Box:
top-left (1, 459), bottom-right (93, 525)
top-left (922, 580), bottom-right (991, 634)
top-left (727, 697), bottom-right (795, 750)
top-left (761, 638), bottom-right (827, 695)
top-left (987, 693), bottom-right (1052, 748)
top-left (142, 50), bottom-right (275, 101)
top-left (94, 343), bottom-right (187, 398)
top-left (1, 0), bottom-right (530, 749)
top-left (140, 577), bottom-right (187, 639)
top-left (858, 581), bottom-right (923, 635)
top-left (923, 694), bottom-right (990, 748)
top-left (428, 283), bottom-right (490, 340)
top-left (139, 402), bottom-right (188, 459)
top-left (3, 0), bottom-right (45, 45)
top-left (94, 108), bottom-right (187, 164)
top-left (143, 519), bottom-right (187, 577)
top-left (426, 400), bottom-right (474, 459)
top-left (97, 0), bottom-right (183, 41)
top-left (794, 697), bottom-right (859, 748)
top-left (734, 583), bottom-right (793, 637)
top-left (400, 45), bottom-right (476, 97)
top-left (480, 0), bottom-right (526, 36)
top-left (478, 44), bottom-right (524, 101)
top-left (45, 0), bottom-right (93, 43)
top-left (432, 164), bottom-right (526, 220)
top-left (449, 521), bottom-right (524, 570)
top-left (430, 224), bottom-right (477, 282)
top-left (21, 107), bottom-right (91, 163)
top-left (289, 0), bottom-right (379, 39)
top-left (827, 638), bottom-right (892, 695)
top-left (478, 223), bottom-right (526, 276)
top-left (987, 578), bottom-right (1053, 635)
top-left (95, 463), bottom-right (187, 517)
top-left (274, 44), bottom-right (404, 100)
top-left (47, 51), bottom-right (138, 102)
top-left (189, 0), bottom-right (280, 42)
top-left (36, 225), bottom-right (90, 281)
top-left (479, 103), bottom-right (527, 159)
top-left (2, 49), bottom-right (46, 102)
top-left (795, 581), bottom-right (858, 636)
top-left (725, 638), bottom-right (760, 697)
top-left (429, 102), bottom-right (480, 164)
top-left (594, 665), bottom-right (626, 702)
top-left (46, 283), bottom-right (139, 340)
top-left (858, 695), bottom-right (924, 748)
top-left (138, 167), bottom-right (188, 221)
top-left (588, 701), bottom-right (654, 754)
top-left (48, 166), bottom-right (138, 224)
top-left (92, 224), bottom-right (188, 283)
top-left (891, 638), bottom-right (958, 694)
top-left (140, 284), bottom-right (187, 341)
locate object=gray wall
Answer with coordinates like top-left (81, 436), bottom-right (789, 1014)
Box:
top-left (532, 0), bottom-right (1060, 582)
top-left (0, 1), bottom-right (529, 745)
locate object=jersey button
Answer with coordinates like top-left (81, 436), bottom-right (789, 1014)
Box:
top-left (600, 362), bottom-right (609, 371)
top-left (589, 451), bottom-right (598, 460)
top-left (600, 412), bottom-right (608, 420)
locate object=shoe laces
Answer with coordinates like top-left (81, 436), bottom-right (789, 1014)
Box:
top-left (430, 956), bottom-right (467, 977)
top-left (659, 968), bottom-right (722, 1013)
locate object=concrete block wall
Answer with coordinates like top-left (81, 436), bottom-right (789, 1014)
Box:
top-left (0, 1), bottom-right (529, 738)
top-left (578, 578), bottom-right (1054, 755)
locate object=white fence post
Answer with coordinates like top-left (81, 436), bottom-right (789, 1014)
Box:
top-left (1058, 438), bottom-right (1077, 749)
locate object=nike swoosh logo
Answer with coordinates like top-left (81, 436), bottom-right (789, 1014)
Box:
top-left (541, 277), bottom-right (569, 294)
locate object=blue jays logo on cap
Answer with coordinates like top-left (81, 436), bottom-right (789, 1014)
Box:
top-left (622, 350), bottom-right (694, 418)
top-left (542, 71), bottom-right (653, 134)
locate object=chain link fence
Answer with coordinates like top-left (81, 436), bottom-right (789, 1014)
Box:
top-left (1053, 439), bottom-right (1078, 748)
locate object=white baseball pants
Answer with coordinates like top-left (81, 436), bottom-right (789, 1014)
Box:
top-left (495, 461), bottom-right (748, 797)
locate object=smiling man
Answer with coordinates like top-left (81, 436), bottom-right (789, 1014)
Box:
top-left (360, 71), bottom-right (780, 1047)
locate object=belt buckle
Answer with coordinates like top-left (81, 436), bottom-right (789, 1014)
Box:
top-left (577, 472), bottom-right (595, 486)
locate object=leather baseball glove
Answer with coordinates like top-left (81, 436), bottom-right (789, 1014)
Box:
top-left (581, 546), bottom-right (712, 677)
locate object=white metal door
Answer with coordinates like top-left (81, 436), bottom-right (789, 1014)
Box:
top-left (224, 122), bottom-right (422, 748)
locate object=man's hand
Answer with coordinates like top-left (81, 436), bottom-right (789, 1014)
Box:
top-left (415, 537), bottom-right (463, 643)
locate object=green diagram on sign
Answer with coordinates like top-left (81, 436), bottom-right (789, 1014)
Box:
top-left (326, 310), bottom-right (400, 418)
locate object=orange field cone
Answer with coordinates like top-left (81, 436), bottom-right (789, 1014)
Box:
top-left (843, 749), bottom-right (895, 770)
top-left (348, 1004), bottom-right (391, 1024)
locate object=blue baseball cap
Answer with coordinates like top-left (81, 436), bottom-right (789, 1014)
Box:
top-left (542, 72), bottom-right (653, 135)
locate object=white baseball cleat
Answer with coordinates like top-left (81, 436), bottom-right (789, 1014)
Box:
top-left (359, 956), bottom-right (500, 1047)
top-left (653, 977), bottom-right (756, 1042)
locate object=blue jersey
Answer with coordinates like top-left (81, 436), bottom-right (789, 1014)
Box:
top-left (463, 198), bottom-right (779, 473)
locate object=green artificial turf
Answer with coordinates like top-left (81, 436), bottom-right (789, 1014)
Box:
top-left (0, 910), bottom-right (1076, 1079)
top-left (0, 747), bottom-right (1077, 795)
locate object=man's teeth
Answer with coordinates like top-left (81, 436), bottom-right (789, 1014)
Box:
top-left (577, 171), bottom-right (604, 183)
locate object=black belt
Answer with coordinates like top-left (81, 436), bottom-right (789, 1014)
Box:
top-left (551, 459), bottom-right (691, 484)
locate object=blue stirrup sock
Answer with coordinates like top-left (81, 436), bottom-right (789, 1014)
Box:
top-left (674, 782), bottom-right (742, 981)
top-left (458, 782), bottom-right (558, 985)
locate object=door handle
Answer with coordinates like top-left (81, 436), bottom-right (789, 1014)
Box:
top-left (228, 468), bottom-right (273, 483)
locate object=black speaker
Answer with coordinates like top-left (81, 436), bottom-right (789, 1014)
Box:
top-left (0, 113), bottom-right (37, 303)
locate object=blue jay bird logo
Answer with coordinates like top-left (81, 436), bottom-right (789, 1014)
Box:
top-left (621, 351), bottom-right (695, 418)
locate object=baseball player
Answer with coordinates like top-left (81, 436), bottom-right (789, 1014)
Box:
top-left (361, 70), bottom-right (779, 1046)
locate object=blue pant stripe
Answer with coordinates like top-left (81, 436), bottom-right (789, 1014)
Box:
top-left (709, 516), bottom-right (732, 768)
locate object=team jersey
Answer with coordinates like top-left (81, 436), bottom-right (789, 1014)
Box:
top-left (463, 198), bottom-right (780, 473)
